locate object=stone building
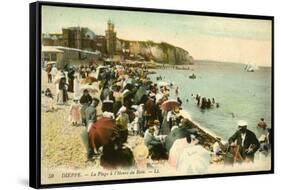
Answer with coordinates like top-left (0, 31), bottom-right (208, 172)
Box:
top-left (42, 26), bottom-right (108, 55)
top-left (42, 22), bottom-right (116, 56)
top-left (94, 35), bottom-right (107, 54)
top-left (62, 27), bottom-right (95, 50)
top-left (42, 46), bottom-right (64, 67)
top-left (105, 20), bottom-right (117, 57)
top-left (42, 46), bottom-right (101, 68)
top-left (42, 33), bottom-right (64, 46)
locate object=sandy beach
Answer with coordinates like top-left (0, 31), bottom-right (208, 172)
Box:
top-left (40, 66), bottom-right (271, 185)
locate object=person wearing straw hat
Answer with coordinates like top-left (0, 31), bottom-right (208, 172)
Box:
top-left (257, 118), bottom-right (267, 130)
top-left (133, 144), bottom-right (150, 169)
top-left (144, 126), bottom-right (167, 160)
top-left (228, 120), bottom-right (260, 162)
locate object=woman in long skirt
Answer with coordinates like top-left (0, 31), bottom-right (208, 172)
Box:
top-left (59, 77), bottom-right (68, 104)
top-left (73, 75), bottom-right (80, 98)
top-left (69, 98), bottom-right (81, 126)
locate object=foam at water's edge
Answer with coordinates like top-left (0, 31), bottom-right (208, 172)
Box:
top-left (179, 109), bottom-right (224, 141)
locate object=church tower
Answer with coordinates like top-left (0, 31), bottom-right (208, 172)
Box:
top-left (105, 20), bottom-right (117, 57)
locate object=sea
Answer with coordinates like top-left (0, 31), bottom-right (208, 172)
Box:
top-left (150, 61), bottom-right (272, 140)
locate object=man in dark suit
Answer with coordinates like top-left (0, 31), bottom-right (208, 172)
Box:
top-left (228, 120), bottom-right (260, 162)
top-left (80, 89), bottom-right (93, 126)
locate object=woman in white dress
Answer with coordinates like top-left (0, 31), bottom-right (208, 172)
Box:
top-left (73, 75), bottom-right (80, 98)
top-left (51, 65), bottom-right (58, 82)
top-left (69, 98), bottom-right (81, 126)
top-left (54, 71), bottom-right (65, 104)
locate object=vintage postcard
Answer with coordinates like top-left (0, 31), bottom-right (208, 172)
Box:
top-left (32, 2), bottom-right (273, 187)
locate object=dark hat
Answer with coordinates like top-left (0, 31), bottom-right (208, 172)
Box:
top-left (93, 97), bottom-right (100, 103)
top-left (148, 120), bottom-right (154, 127)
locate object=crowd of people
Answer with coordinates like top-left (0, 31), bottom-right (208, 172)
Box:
top-left (191, 94), bottom-right (219, 109)
top-left (42, 61), bottom-right (272, 173)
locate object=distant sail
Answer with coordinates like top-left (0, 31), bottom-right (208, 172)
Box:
top-left (244, 64), bottom-right (259, 72)
top-left (245, 63), bottom-right (259, 72)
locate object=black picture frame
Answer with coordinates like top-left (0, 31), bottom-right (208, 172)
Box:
top-left (30, 1), bottom-right (274, 188)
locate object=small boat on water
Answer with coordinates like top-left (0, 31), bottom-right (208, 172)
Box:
top-left (175, 66), bottom-right (190, 70)
top-left (247, 68), bottom-right (254, 72)
top-left (189, 73), bottom-right (196, 79)
top-left (244, 63), bottom-right (258, 72)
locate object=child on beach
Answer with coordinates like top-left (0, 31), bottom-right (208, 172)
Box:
top-left (69, 98), bottom-right (81, 126)
top-left (43, 88), bottom-right (55, 112)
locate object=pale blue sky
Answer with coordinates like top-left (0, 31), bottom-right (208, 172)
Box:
top-left (42, 5), bottom-right (272, 66)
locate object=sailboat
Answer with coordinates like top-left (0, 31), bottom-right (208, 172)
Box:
top-left (244, 63), bottom-right (258, 72)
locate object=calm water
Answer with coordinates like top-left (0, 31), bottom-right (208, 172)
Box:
top-left (151, 61), bottom-right (272, 139)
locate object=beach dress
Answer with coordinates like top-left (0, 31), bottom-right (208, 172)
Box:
top-left (176, 144), bottom-right (210, 175)
top-left (168, 138), bottom-right (190, 168)
top-left (69, 103), bottom-right (81, 123)
top-left (73, 78), bottom-right (80, 98)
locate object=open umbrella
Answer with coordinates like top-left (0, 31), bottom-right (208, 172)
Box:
top-left (81, 76), bottom-right (98, 84)
top-left (161, 99), bottom-right (179, 111)
top-left (88, 117), bottom-right (115, 151)
top-left (176, 145), bottom-right (210, 174)
top-left (165, 127), bottom-right (191, 152)
top-left (169, 138), bottom-right (190, 168)
top-left (80, 84), bottom-right (98, 94)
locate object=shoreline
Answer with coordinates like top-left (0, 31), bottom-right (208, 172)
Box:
top-left (179, 109), bottom-right (224, 143)
top-left (148, 69), bottom-right (224, 146)
top-left (40, 63), bottom-right (271, 184)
